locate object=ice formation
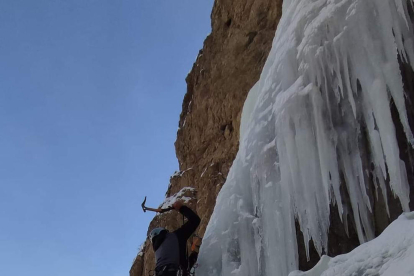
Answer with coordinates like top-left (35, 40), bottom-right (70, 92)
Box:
top-left (197, 0), bottom-right (414, 275)
top-left (289, 212), bottom-right (414, 276)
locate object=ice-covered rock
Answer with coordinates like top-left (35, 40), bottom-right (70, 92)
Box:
top-left (197, 0), bottom-right (414, 275)
top-left (289, 212), bottom-right (414, 276)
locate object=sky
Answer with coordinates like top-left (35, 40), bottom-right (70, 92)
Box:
top-left (0, 0), bottom-right (213, 275)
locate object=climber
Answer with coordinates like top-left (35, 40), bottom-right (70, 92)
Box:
top-left (149, 201), bottom-right (201, 276)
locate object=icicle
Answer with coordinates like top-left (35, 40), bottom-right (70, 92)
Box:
top-left (197, 0), bottom-right (414, 275)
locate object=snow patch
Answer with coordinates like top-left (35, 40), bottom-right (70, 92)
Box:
top-left (172, 168), bottom-right (193, 178)
top-left (200, 163), bottom-right (215, 178)
top-left (290, 212), bottom-right (414, 276)
top-left (137, 242), bottom-right (145, 257)
top-left (289, 255), bottom-right (331, 276)
top-left (159, 187), bottom-right (196, 209)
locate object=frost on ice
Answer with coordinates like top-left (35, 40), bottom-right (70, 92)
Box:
top-left (197, 0), bottom-right (414, 275)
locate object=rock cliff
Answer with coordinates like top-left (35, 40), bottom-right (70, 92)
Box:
top-left (130, 0), bottom-right (282, 275)
top-left (131, 1), bottom-right (414, 275)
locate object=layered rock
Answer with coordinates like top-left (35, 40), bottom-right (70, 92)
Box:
top-left (131, 1), bottom-right (414, 275)
top-left (130, 1), bottom-right (282, 275)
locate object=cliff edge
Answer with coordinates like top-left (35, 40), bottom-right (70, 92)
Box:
top-left (130, 1), bottom-right (282, 275)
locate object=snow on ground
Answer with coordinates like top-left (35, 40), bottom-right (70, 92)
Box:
top-left (289, 212), bottom-right (414, 276)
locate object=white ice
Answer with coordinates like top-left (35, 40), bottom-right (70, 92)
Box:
top-left (197, 0), bottom-right (414, 275)
top-left (289, 212), bottom-right (414, 276)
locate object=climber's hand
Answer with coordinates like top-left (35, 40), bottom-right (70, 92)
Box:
top-left (173, 201), bottom-right (183, 211)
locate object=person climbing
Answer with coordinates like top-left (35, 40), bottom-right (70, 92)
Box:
top-left (149, 201), bottom-right (201, 276)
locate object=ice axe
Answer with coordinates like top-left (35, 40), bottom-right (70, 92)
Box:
top-left (141, 196), bottom-right (174, 213)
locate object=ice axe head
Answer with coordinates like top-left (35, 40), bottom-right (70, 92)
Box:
top-left (141, 196), bottom-right (147, 213)
top-left (141, 196), bottom-right (173, 213)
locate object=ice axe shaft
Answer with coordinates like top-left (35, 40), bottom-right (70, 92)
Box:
top-left (141, 196), bottom-right (174, 213)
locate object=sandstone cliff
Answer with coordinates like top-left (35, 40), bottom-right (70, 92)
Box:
top-left (130, 1), bottom-right (282, 275)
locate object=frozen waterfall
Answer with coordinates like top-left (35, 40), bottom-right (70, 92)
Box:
top-left (197, 0), bottom-right (414, 275)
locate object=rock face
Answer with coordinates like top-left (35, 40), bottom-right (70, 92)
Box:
top-left (130, 0), bottom-right (282, 275)
top-left (131, 1), bottom-right (414, 276)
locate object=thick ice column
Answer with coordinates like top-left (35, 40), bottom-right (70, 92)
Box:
top-left (197, 0), bottom-right (414, 275)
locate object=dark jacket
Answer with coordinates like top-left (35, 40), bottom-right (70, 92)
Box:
top-left (153, 206), bottom-right (201, 274)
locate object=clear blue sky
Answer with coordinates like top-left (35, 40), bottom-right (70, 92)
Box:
top-left (0, 1), bottom-right (213, 275)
